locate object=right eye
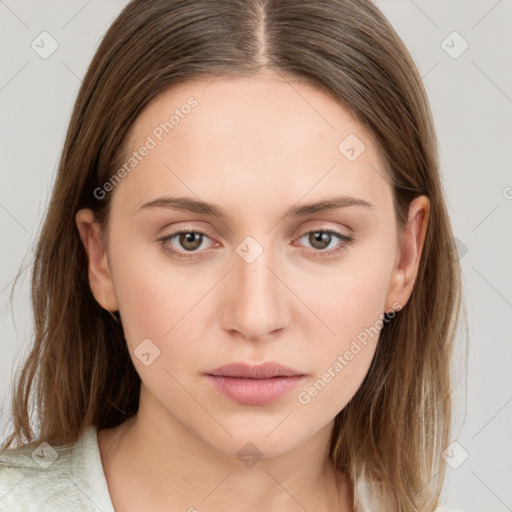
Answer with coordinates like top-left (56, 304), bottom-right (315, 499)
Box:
top-left (158, 229), bottom-right (218, 259)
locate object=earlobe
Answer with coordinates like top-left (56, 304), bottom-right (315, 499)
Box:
top-left (385, 195), bottom-right (430, 311)
top-left (75, 208), bottom-right (119, 312)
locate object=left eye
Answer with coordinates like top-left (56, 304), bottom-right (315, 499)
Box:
top-left (297, 230), bottom-right (347, 251)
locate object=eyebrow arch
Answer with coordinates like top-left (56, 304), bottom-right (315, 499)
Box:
top-left (138, 195), bottom-right (373, 218)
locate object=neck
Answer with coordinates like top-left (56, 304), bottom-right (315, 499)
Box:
top-left (98, 396), bottom-right (353, 511)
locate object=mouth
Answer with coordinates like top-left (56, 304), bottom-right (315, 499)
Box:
top-left (204, 361), bottom-right (307, 405)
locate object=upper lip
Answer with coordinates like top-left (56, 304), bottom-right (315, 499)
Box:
top-left (206, 362), bottom-right (305, 379)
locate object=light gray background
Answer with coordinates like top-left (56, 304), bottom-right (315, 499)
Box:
top-left (1, 1), bottom-right (511, 510)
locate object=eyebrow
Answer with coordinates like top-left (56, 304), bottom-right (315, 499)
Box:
top-left (138, 195), bottom-right (373, 218)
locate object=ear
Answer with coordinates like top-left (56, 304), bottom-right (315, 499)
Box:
top-left (75, 208), bottom-right (118, 312)
top-left (385, 195), bottom-right (430, 312)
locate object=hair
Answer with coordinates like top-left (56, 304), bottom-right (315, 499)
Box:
top-left (2, 1), bottom-right (463, 510)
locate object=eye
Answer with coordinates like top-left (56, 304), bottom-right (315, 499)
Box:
top-left (295, 229), bottom-right (354, 258)
top-left (158, 229), bottom-right (216, 259)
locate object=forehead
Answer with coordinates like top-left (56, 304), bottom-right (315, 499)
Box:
top-left (128, 73), bottom-right (370, 154)
top-left (111, 73), bottom-right (391, 215)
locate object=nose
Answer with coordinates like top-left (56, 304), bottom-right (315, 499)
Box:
top-left (219, 239), bottom-right (291, 342)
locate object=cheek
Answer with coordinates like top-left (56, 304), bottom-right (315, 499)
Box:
top-left (108, 235), bottom-right (204, 352)
top-left (292, 243), bottom-right (395, 416)
top-left (296, 245), bottom-right (395, 346)
top-left (293, 282), bottom-right (384, 423)
top-left (109, 250), bottom-right (210, 409)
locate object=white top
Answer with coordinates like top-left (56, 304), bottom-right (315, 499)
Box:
top-left (0, 426), bottom-right (114, 511)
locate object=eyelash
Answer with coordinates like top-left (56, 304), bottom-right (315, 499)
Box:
top-left (157, 228), bottom-right (354, 261)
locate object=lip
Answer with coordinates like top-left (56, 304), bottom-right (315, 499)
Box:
top-left (205, 362), bottom-right (306, 405)
top-left (207, 361), bottom-right (304, 379)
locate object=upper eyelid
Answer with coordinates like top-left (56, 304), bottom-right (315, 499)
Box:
top-left (160, 226), bottom-right (351, 249)
top-left (160, 219), bottom-right (351, 237)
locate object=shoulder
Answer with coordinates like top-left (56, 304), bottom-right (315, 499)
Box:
top-left (0, 438), bottom-right (81, 511)
top-left (0, 426), bottom-right (114, 512)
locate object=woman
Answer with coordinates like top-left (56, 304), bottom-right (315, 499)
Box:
top-left (0, 1), bottom-right (462, 510)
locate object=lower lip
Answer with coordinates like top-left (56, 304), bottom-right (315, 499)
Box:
top-left (205, 375), bottom-right (305, 405)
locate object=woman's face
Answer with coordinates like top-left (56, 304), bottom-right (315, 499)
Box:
top-left (78, 72), bottom-right (427, 460)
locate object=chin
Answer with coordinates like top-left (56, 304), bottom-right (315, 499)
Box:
top-left (201, 420), bottom-right (315, 463)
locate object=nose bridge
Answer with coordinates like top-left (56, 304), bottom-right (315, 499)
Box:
top-left (221, 235), bottom-right (289, 340)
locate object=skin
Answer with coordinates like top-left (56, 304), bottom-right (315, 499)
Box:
top-left (76, 71), bottom-right (429, 512)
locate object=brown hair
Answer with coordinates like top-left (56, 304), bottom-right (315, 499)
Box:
top-left (2, 1), bottom-right (463, 510)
